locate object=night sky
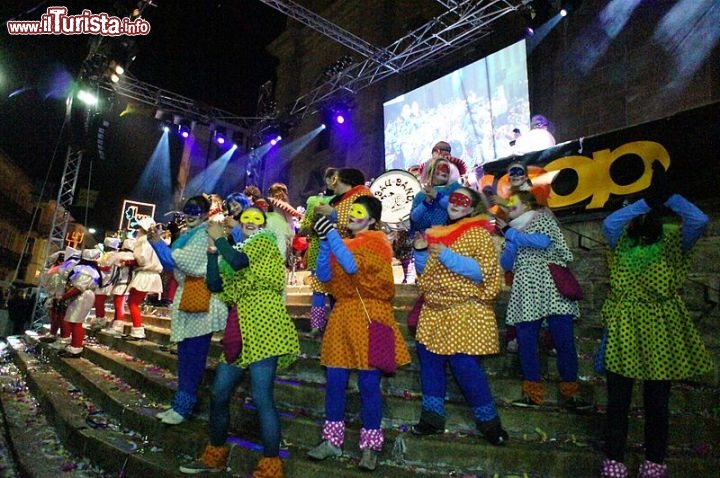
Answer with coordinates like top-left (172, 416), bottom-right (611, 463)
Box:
top-left (0, 0), bottom-right (286, 232)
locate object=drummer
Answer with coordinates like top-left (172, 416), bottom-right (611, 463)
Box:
top-left (409, 141), bottom-right (467, 236)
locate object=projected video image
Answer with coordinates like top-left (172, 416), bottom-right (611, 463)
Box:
top-left (383, 40), bottom-right (530, 171)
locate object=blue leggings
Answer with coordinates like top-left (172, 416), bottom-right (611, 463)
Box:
top-left (209, 357), bottom-right (280, 456)
top-left (173, 333), bottom-right (213, 417)
top-left (416, 343), bottom-right (497, 421)
top-left (516, 314), bottom-right (578, 382)
top-left (325, 367), bottom-right (382, 429)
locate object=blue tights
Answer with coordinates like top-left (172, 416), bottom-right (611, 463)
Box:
top-left (208, 357), bottom-right (280, 457)
top-left (516, 314), bottom-right (578, 382)
top-left (325, 367), bottom-right (382, 429)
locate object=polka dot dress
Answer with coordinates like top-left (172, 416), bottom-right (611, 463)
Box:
top-left (169, 225), bottom-right (227, 342)
top-left (503, 210), bottom-right (580, 326)
top-left (320, 231), bottom-right (412, 370)
top-left (416, 218), bottom-right (503, 356)
top-left (602, 224), bottom-right (713, 380)
top-left (219, 231), bottom-right (300, 369)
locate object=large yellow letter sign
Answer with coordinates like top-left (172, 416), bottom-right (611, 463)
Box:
top-left (544, 141), bottom-right (670, 210)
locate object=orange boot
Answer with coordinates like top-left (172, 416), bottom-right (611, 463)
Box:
top-left (559, 381), bottom-right (593, 412)
top-left (179, 444), bottom-right (228, 474)
top-left (252, 457), bottom-right (284, 478)
top-left (512, 380), bottom-right (544, 407)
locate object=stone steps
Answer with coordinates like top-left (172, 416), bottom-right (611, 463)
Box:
top-left (4, 282), bottom-right (719, 477)
top-left (10, 333), bottom-right (719, 477)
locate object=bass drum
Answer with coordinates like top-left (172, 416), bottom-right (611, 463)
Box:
top-left (370, 169), bottom-right (422, 230)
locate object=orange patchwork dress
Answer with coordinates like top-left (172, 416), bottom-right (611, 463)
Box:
top-left (416, 217), bottom-right (502, 356)
top-left (319, 230), bottom-right (412, 370)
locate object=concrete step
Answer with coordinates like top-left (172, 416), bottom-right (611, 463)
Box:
top-left (12, 324), bottom-right (720, 477)
top-left (10, 333), bottom-right (719, 477)
top-left (34, 330), bottom-right (720, 446)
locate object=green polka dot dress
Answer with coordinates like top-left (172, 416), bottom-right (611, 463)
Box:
top-left (602, 224), bottom-right (713, 380)
top-left (219, 231), bottom-right (300, 370)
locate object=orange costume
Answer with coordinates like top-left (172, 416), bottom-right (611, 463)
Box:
top-left (307, 183), bottom-right (375, 332)
top-left (320, 230), bottom-right (411, 369)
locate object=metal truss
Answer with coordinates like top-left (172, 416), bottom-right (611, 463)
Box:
top-left (257, 0), bottom-right (521, 118)
top-left (31, 143), bottom-right (84, 330)
top-left (101, 74), bottom-right (268, 134)
top-left (257, 0), bottom-right (399, 72)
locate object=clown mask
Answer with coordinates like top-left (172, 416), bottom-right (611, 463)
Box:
top-left (431, 161), bottom-right (450, 186)
top-left (182, 202), bottom-right (207, 228)
top-left (447, 190), bottom-right (474, 221)
top-left (347, 203), bottom-right (375, 233)
top-left (240, 208), bottom-right (265, 237)
top-left (506, 194), bottom-right (529, 220)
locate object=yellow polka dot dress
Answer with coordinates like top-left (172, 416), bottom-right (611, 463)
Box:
top-left (219, 231), bottom-right (300, 370)
top-left (416, 217), bottom-right (502, 356)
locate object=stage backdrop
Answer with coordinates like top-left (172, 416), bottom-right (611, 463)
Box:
top-left (479, 102), bottom-right (720, 217)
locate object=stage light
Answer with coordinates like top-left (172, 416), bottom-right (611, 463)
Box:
top-left (232, 131), bottom-right (245, 148)
top-left (155, 110), bottom-right (174, 132)
top-left (333, 106), bottom-right (349, 124)
top-left (214, 126), bottom-right (227, 145)
top-left (321, 123), bottom-right (327, 130)
top-left (328, 101), bottom-right (351, 125)
top-left (178, 123), bottom-right (190, 138)
top-left (77, 89), bottom-right (98, 106)
top-left (560, 0), bottom-right (582, 17)
top-left (261, 123), bottom-right (288, 146)
top-left (177, 119), bottom-right (192, 138)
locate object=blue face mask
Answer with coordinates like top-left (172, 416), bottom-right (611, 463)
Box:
top-left (508, 167), bottom-right (526, 177)
top-left (182, 202), bottom-right (204, 217)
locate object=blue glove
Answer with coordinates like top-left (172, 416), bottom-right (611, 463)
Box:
top-left (314, 216), bottom-right (336, 240)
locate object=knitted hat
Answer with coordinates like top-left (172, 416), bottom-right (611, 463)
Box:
top-left (432, 141), bottom-right (452, 153)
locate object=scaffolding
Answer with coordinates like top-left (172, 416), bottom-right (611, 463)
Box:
top-left (257, 0), bottom-right (521, 118)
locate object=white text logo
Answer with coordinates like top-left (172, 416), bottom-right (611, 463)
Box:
top-left (7, 7), bottom-right (151, 36)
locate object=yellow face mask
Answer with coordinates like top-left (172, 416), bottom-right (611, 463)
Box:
top-left (240, 209), bottom-right (265, 226)
top-left (349, 204), bottom-right (370, 220)
top-left (507, 195), bottom-right (521, 208)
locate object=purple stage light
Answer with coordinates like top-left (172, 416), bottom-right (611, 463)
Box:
top-left (335, 114), bottom-right (345, 124)
top-left (178, 120), bottom-right (192, 138)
